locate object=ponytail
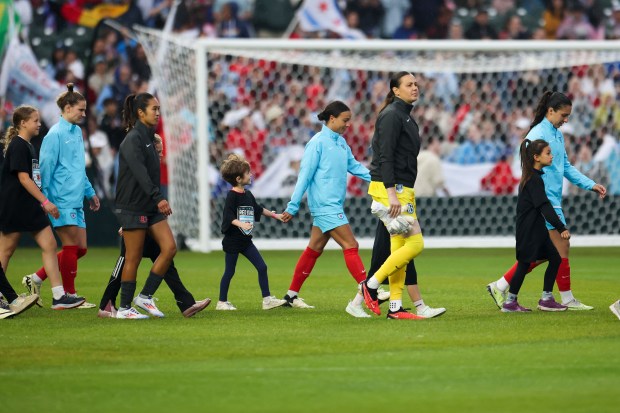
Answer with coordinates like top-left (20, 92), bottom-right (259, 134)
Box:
top-left (378, 71), bottom-right (412, 114)
top-left (519, 138), bottom-right (549, 190)
top-left (1, 105), bottom-right (39, 155)
top-left (528, 90), bottom-right (572, 135)
top-left (122, 92), bottom-right (155, 131)
top-left (56, 83), bottom-right (85, 112)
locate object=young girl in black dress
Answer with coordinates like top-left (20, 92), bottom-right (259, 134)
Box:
top-left (0, 105), bottom-right (84, 318)
top-left (502, 139), bottom-right (570, 312)
top-left (217, 154), bottom-right (286, 311)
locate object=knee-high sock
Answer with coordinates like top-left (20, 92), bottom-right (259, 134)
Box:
top-left (36, 248), bottom-right (88, 282)
top-left (373, 233), bottom-right (424, 284)
top-left (288, 247), bottom-right (321, 293)
top-left (556, 258), bottom-right (570, 292)
top-left (59, 246), bottom-right (79, 294)
top-left (503, 261), bottom-right (540, 284)
top-left (343, 248), bottom-right (366, 283)
top-left (389, 267), bottom-right (406, 301)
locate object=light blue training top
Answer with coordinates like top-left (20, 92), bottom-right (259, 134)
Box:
top-left (286, 124), bottom-right (371, 217)
top-left (525, 117), bottom-right (595, 209)
top-left (40, 117), bottom-right (96, 209)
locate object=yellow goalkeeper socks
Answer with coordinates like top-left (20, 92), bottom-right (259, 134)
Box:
top-left (373, 233), bottom-right (424, 285)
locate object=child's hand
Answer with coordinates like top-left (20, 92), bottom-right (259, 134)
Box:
top-left (239, 222), bottom-right (253, 231)
top-left (560, 230), bottom-right (571, 240)
top-left (270, 211), bottom-right (284, 222)
top-left (43, 201), bottom-right (59, 219)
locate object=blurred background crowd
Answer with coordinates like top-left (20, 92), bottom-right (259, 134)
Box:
top-left (1, 0), bottom-right (619, 203)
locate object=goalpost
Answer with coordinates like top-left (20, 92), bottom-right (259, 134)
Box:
top-left (134, 27), bottom-right (620, 252)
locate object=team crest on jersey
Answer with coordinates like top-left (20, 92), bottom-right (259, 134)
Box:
top-left (32, 159), bottom-right (41, 189)
top-left (395, 184), bottom-right (404, 193)
top-left (405, 203), bottom-right (414, 214)
top-left (70, 212), bottom-right (77, 219)
top-left (238, 206), bottom-right (254, 236)
top-left (338, 213), bottom-right (344, 219)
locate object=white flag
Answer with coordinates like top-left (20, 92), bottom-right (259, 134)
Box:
top-left (296, 0), bottom-right (366, 39)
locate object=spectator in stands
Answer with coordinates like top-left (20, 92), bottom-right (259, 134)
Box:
top-left (556, 3), bottom-right (598, 40)
top-left (99, 98), bottom-right (125, 154)
top-left (465, 8), bottom-right (498, 39)
top-left (380, 0), bottom-right (411, 38)
top-left (543, 0), bottom-right (565, 39)
top-left (138, 0), bottom-right (172, 29)
top-left (88, 55), bottom-right (114, 98)
top-left (499, 14), bottom-right (531, 40)
top-left (392, 14), bottom-right (419, 39)
top-left (128, 44), bottom-right (151, 81)
top-left (96, 64), bottom-right (133, 113)
top-left (414, 136), bottom-right (449, 197)
top-left (346, 0), bottom-right (385, 38)
top-left (252, 0), bottom-right (299, 38)
top-left (606, 3), bottom-right (620, 39)
top-left (44, 46), bottom-right (67, 81)
top-left (216, 2), bottom-right (253, 38)
top-left (593, 94), bottom-right (620, 131)
top-left (426, 2), bottom-right (455, 39)
top-left (481, 151), bottom-right (520, 195)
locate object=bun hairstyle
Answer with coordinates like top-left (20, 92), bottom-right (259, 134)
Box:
top-left (317, 100), bottom-right (351, 123)
top-left (1, 105), bottom-right (38, 155)
top-left (56, 83), bottom-right (85, 111)
top-left (122, 92), bottom-right (156, 131)
top-left (519, 138), bottom-right (549, 190)
top-left (529, 90), bottom-right (572, 134)
top-left (220, 153), bottom-right (251, 186)
top-left (378, 71), bottom-right (413, 113)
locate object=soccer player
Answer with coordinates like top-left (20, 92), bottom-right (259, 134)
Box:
top-left (279, 101), bottom-right (372, 318)
top-left (486, 91), bottom-right (606, 310)
top-left (502, 139), bottom-right (569, 312)
top-left (216, 154), bottom-right (287, 311)
top-left (22, 84), bottom-right (99, 308)
top-left (113, 92), bottom-right (176, 319)
top-left (98, 135), bottom-right (211, 318)
top-left (0, 105), bottom-right (84, 318)
top-left (359, 71), bottom-right (428, 320)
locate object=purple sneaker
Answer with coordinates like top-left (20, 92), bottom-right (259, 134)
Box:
top-left (501, 300), bottom-right (532, 313)
top-left (537, 297), bottom-right (568, 312)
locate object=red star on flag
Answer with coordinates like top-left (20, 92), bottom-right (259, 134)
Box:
top-left (319, 2), bottom-right (327, 12)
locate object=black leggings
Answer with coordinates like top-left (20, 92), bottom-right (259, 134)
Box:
top-left (99, 235), bottom-right (195, 311)
top-left (368, 220), bottom-right (418, 285)
top-left (509, 237), bottom-right (561, 295)
top-left (219, 243), bottom-right (269, 302)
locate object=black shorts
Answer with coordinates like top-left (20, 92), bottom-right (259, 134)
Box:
top-left (114, 210), bottom-right (166, 230)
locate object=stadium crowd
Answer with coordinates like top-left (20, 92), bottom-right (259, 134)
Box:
top-left (1, 0), bottom-right (620, 200)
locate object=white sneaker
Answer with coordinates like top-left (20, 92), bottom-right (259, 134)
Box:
top-left (76, 301), bottom-right (97, 309)
top-left (563, 298), bottom-right (594, 311)
top-left (416, 305), bottom-right (447, 319)
top-left (345, 301), bottom-right (371, 318)
top-left (610, 300), bottom-right (620, 321)
top-left (0, 308), bottom-right (15, 319)
top-left (284, 294), bottom-right (315, 309)
top-left (377, 287), bottom-right (390, 302)
top-left (216, 301), bottom-right (237, 310)
top-left (133, 296), bottom-right (165, 317)
top-left (22, 274), bottom-right (43, 307)
top-left (9, 294), bottom-right (39, 315)
top-left (262, 296), bottom-right (287, 310)
top-left (116, 306), bottom-right (149, 319)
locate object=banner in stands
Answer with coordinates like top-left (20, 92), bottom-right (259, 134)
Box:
top-left (0, 37), bottom-right (64, 127)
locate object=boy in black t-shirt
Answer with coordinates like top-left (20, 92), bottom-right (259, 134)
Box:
top-left (217, 154), bottom-right (287, 311)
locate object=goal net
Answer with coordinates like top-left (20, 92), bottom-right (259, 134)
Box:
top-left (134, 27), bottom-right (620, 252)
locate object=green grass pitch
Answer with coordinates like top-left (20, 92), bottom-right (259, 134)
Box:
top-left (1, 246), bottom-right (619, 413)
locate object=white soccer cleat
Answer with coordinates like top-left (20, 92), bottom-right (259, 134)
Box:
top-left (116, 307), bottom-right (149, 319)
top-left (563, 298), bottom-right (594, 311)
top-left (416, 306), bottom-right (447, 319)
top-left (284, 294), bottom-right (315, 309)
top-left (345, 301), bottom-right (371, 318)
top-left (262, 296), bottom-right (287, 310)
top-left (22, 274), bottom-right (43, 307)
top-left (216, 301), bottom-right (237, 310)
top-left (133, 296), bottom-right (165, 317)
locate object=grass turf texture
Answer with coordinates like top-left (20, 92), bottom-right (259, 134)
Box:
top-left (1, 247), bottom-right (619, 413)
